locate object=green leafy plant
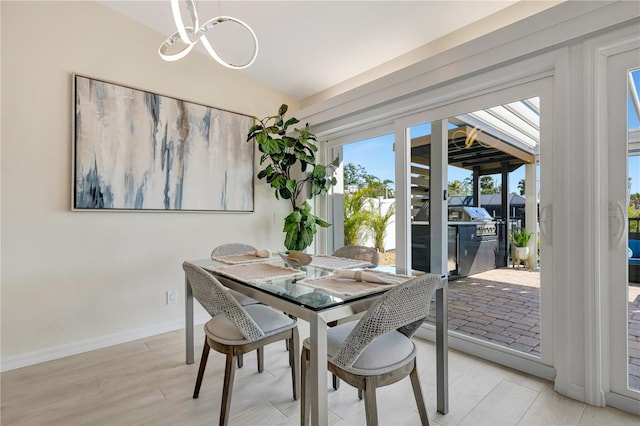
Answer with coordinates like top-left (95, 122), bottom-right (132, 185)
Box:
top-left (247, 104), bottom-right (338, 251)
top-left (630, 202), bottom-right (640, 233)
top-left (343, 189), bottom-right (372, 246)
top-left (369, 200), bottom-right (395, 252)
top-left (511, 228), bottom-right (532, 247)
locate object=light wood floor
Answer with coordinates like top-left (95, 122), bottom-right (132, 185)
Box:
top-left (2, 322), bottom-right (639, 426)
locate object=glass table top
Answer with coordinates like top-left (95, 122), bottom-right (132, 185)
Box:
top-left (190, 257), bottom-right (415, 312)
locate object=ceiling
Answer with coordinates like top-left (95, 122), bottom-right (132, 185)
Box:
top-left (101, 1), bottom-right (546, 101)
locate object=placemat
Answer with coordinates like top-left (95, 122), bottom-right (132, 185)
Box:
top-left (296, 270), bottom-right (412, 297)
top-left (309, 255), bottom-right (372, 271)
top-left (212, 263), bottom-right (305, 284)
top-left (211, 253), bottom-right (275, 264)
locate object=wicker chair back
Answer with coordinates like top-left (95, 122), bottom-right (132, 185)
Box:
top-left (211, 243), bottom-right (257, 258)
top-left (182, 261), bottom-right (264, 341)
top-left (332, 245), bottom-right (380, 266)
top-left (331, 272), bottom-right (441, 370)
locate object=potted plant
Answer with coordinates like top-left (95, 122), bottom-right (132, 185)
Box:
top-left (511, 228), bottom-right (533, 261)
top-left (248, 104), bottom-right (338, 251)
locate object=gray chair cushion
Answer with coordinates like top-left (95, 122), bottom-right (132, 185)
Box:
top-left (206, 304), bottom-right (295, 345)
top-left (304, 322), bottom-right (415, 375)
top-left (229, 289), bottom-right (259, 306)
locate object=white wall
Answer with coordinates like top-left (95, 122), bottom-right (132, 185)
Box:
top-left (0, 1), bottom-right (297, 370)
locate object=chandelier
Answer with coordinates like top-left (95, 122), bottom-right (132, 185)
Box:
top-left (158, 0), bottom-right (258, 70)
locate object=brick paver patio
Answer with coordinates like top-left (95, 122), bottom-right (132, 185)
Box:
top-left (425, 266), bottom-right (640, 389)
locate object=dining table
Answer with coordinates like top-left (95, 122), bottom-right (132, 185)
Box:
top-left (183, 254), bottom-right (449, 425)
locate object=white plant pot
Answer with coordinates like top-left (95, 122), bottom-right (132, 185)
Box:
top-left (515, 246), bottom-right (530, 260)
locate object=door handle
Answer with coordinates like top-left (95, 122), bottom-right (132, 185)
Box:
top-left (609, 201), bottom-right (626, 249)
top-left (540, 204), bottom-right (552, 245)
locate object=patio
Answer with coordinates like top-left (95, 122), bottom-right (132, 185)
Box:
top-left (422, 265), bottom-right (640, 390)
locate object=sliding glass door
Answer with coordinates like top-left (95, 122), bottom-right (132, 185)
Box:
top-left (606, 46), bottom-right (640, 401)
top-left (394, 78), bottom-right (554, 372)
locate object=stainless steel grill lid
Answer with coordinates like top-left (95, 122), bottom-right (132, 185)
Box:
top-left (448, 206), bottom-right (493, 222)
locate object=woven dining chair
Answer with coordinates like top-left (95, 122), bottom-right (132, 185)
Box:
top-left (211, 243), bottom-right (262, 308)
top-left (183, 262), bottom-right (299, 426)
top-left (329, 245), bottom-right (380, 389)
top-left (210, 243), bottom-right (263, 368)
top-left (212, 242), bottom-right (297, 355)
top-left (211, 242), bottom-right (259, 257)
top-left (300, 272), bottom-right (440, 426)
top-left (332, 245), bottom-right (380, 267)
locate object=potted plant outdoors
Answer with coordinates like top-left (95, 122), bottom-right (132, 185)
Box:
top-left (511, 228), bottom-right (533, 261)
top-left (248, 104), bottom-right (338, 251)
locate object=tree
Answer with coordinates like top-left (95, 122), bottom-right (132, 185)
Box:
top-left (448, 179), bottom-right (471, 196)
top-left (480, 176), bottom-right (497, 194)
top-left (518, 179), bottom-right (525, 195)
top-left (344, 163), bottom-right (394, 198)
top-left (463, 176), bottom-right (473, 193)
top-left (344, 163), bottom-right (375, 187)
top-left (359, 177), bottom-right (395, 198)
top-left (344, 163), bottom-right (367, 186)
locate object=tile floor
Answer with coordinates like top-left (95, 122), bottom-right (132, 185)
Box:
top-left (1, 321), bottom-right (639, 425)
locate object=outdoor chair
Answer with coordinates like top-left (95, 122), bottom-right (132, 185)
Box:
top-left (300, 272), bottom-right (440, 426)
top-left (333, 245), bottom-right (380, 267)
top-left (183, 262), bottom-right (299, 426)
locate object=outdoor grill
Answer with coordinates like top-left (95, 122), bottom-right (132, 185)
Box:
top-left (446, 206), bottom-right (498, 276)
top-left (415, 205), bottom-right (498, 236)
top-left (448, 206), bottom-right (497, 236)
top-left (411, 204), bottom-right (499, 277)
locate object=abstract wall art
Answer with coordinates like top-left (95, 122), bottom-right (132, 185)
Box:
top-left (72, 74), bottom-right (254, 212)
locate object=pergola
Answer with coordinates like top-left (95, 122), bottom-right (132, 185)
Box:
top-left (410, 97), bottom-right (540, 269)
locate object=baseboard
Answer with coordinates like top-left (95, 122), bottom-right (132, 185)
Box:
top-left (0, 313), bottom-right (210, 372)
top-left (605, 391), bottom-right (640, 416)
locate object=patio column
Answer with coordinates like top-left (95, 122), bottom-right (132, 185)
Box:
top-left (525, 161), bottom-right (538, 271)
top-left (499, 162), bottom-right (510, 267)
top-left (473, 166), bottom-right (481, 206)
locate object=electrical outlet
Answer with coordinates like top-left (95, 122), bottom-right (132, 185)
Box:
top-left (166, 289), bottom-right (178, 305)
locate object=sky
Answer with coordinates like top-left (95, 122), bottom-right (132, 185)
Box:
top-left (344, 69), bottom-right (640, 197)
top-left (343, 125), bottom-right (529, 194)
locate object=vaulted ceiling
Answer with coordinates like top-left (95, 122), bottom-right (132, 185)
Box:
top-left (100, 1), bottom-right (559, 101)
